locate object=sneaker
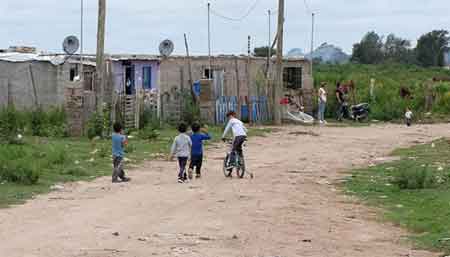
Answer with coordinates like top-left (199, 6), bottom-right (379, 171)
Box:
top-left (195, 174), bottom-right (201, 179)
top-left (178, 178), bottom-right (184, 183)
top-left (121, 177), bottom-right (131, 183)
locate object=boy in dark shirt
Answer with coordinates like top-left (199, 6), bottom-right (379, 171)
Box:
top-left (188, 123), bottom-right (211, 179)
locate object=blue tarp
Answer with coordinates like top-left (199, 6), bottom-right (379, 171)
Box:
top-left (193, 81), bottom-right (201, 97)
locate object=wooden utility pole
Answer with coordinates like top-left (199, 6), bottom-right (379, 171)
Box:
top-left (234, 56), bottom-right (241, 118)
top-left (96, 0), bottom-right (106, 111)
top-left (310, 12), bottom-right (315, 74)
top-left (273, 0), bottom-right (285, 125)
top-left (184, 33), bottom-right (197, 104)
top-left (207, 2), bottom-right (212, 79)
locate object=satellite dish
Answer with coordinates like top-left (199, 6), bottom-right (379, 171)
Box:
top-left (50, 55), bottom-right (66, 65)
top-left (159, 39), bottom-right (174, 57)
top-left (63, 35), bottom-right (80, 55)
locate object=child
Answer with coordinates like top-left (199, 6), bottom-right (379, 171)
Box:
top-left (112, 122), bottom-right (131, 183)
top-left (405, 107), bottom-right (413, 127)
top-left (222, 111), bottom-right (248, 167)
top-left (188, 123), bottom-right (211, 179)
top-left (169, 123), bottom-right (192, 183)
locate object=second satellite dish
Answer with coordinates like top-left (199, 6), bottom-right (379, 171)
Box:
top-left (63, 35), bottom-right (80, 55)
top-left (159, 39), bottom-right (174, 57)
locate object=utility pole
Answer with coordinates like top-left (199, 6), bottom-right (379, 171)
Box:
top-left (267, 9), bottom-right (272, 78)
top-left (207, 2), bottom-right (212, 79)
top-left (274, 0), bottom-right (285, 125)
top-left (310, 12), bottom-right (315, 74)
top-left (96, 0), bottom-right (106, 111)
top-left (184, 33), bottom-right (197, 104)
top-left (80, 0), bottom-right (84, 81)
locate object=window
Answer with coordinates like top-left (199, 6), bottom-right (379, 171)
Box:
top-left (204, 69), bottom-right (213, 79)
top-left (69, 65), bottom-right (78, 81)
top-left (143, 66), bottom-right (152, 89)
top-left (283, 67), bottom-right (302, 89)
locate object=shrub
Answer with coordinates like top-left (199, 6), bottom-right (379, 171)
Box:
top-left (0, 160), bottom-right (40, 185)
top-left (140, 107), bottom-right (160, 130)
top-left (139, 126), bottom-right (160, 141)
top-left (47, 145), bottom-right (68, 165)
top-left (87, 112), bottom-right (104, 139)
top-left (392, 164), bottom-right (436, 190)
top-left (30, 107), bottom-right (48, 137)
top-left (180, 90), bottom-right (201, 125)
top-left (97, 143), bottom-right (110, 158)
top-left (0, 106), bottom-right (25, 144)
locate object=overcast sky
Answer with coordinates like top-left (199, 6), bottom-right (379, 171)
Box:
top-left (1, 0), bottom-right (449, 55)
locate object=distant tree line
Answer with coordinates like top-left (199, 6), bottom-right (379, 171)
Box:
top-left (253, 46), bottom-right (278, 57)
top-left (351, 30), bottom-right (449, 67)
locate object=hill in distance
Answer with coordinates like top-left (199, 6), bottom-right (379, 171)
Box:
top-left (288, 43), bottom-right (350, 64)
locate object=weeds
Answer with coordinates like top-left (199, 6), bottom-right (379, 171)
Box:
top-left (392, 164), bottom-right (437, 190)
top-left (345, 139), bottom-right (450, 254)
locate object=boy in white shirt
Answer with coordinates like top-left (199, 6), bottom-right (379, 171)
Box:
top-left (405, 107), bottom-right (413, 127)
top-left (222, 111), bottom-right (248, 167)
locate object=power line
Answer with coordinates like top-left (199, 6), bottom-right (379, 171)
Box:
top-left (210, 0), bottom-right (262, 22)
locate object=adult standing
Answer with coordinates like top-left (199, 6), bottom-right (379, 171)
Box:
top-left (318, 82), bottom-right (327, 124)
top-left (335, 82), bottom-right (345, 121)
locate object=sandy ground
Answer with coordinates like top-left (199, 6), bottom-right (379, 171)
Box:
top-left (1, 123), bottom-right (449, 257)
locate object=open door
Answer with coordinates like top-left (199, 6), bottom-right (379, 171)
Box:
top-left (125, 65), bottom-right (135, 95)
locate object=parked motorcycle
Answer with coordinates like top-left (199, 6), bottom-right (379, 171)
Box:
top-left (350, 103), bottom-right (370, 122)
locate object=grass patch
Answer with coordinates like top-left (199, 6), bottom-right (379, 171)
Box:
top-left (0, 125), bottom-right (269, 208)
top-left (345, 138), bottom-right (450, 254)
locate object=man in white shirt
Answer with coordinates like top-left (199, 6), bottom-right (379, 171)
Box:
top-left (222, 111), bottom-right (248, 165)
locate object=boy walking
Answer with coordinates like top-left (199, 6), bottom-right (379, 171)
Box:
top-left (188, 123), bottom-right (211, 179)
top-left (112, 122), bottom-right (131, 183)
top-left (170, 123), bottom-right (192, 183)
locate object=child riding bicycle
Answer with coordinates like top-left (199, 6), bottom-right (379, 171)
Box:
top-left (222, 111), bottom-right (247, 169)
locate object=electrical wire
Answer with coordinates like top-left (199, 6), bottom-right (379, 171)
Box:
top-left (210, 0), bottom-right (262, 22)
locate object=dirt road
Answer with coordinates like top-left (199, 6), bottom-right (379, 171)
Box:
top-left (1, 124), bottom-right (449, 257)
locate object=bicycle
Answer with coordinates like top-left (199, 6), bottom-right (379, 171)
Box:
top-left (222, 139), bottom-right (253, 179)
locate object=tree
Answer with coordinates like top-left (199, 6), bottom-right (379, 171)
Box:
top-left (383, 34), bottom-right (415, 64)
top-left (254, 46), bottom-right (277, 57)
top-left (416, 30), bottom-right (450, 67)
top-left (351, 31), bottom-right (384, 64)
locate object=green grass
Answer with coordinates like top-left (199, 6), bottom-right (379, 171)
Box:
top-left (345, 138), bottom-right (450, 254)
top-left (0, 126), bottom-right (270, 208)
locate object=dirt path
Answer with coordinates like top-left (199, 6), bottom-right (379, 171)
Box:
top-left (1, 124), bottom-right (449, 257)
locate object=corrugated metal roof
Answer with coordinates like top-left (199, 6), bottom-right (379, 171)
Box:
top-left (109, 54), bottom-right (161, 61)
top-left (0, 53), bottom-right (54, 63)
top-left (0, 53), bottom-right (96, 66)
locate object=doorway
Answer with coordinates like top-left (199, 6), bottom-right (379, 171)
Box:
top-left (125, 65), bottom-right (135, 95)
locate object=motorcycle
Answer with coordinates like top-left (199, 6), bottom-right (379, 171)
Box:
top-left (350, 103), bottom-right (369, 122)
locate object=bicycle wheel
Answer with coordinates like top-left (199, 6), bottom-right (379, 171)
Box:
top-left (236, 156), bottom-right (246, 179)
top-left (223, 154), bottom-right (233, 178)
